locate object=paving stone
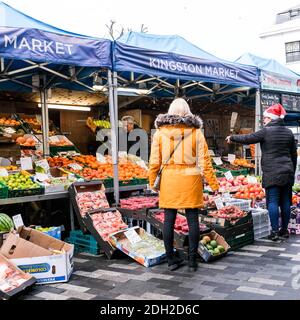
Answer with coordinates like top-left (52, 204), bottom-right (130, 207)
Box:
top-left (33, 291), bottom-right (70, 300)
top-left (248, 277), bottom-right (286, 287)
top-left (62, 290), bottom-right (97, 300)
top-left (237, 286), bottom-right (276, 296)
top-left (141, 292), bottom-right (180, 300)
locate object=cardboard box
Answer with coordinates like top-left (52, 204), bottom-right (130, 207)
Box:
top-left (0, 227), bottom-right (74, 284)
top-left (198, 230), bottom-right (230, 262)
top-left (0, 253), bottom-right (36, 300)
top-left (109, 227), bottom-right (167, 267)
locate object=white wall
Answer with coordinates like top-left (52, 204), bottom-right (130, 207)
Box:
top-left (260, 20), bottom-right (300, 73)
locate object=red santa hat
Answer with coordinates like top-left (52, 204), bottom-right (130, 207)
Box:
top-left (263, 104), bottom-right (287, 120)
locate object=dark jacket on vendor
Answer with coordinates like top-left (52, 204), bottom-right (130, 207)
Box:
top-left (230, 118), bottom-right (297, 189)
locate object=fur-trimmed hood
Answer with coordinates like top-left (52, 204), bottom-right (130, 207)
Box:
top-left (155, 114), bottom-right (203, 129)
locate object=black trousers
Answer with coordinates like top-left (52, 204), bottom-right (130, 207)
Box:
top-left (163, 209), bottom-right (200, 258)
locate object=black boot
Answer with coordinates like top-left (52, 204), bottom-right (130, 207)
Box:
top-left (167, 255), bottom-right (184, 271)
top-left (279, 229), bottom-right (290, 239)
top-left (268, 231), bottom-right (280, 242)
top-left (188, 254), bottom-right (198, 272)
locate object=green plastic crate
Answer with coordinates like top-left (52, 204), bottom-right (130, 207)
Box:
top-left (8, 185), bottom-right (44, 198)
top-left (66, 230), bottom-right (101, 255)
top-left (50, 145), bottom-right (80, 156)
top-left (0, 182), bottom-right (8, 199)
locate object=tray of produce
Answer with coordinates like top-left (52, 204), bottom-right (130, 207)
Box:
top-left (118, 196), bottom-right (159, 220)
top-left (0, 171), bottom-right (44, 198)
top-left (109, 226), bottom-right (167, 267)
top-left (200, 206), bottom-right (252, 227)
top-left (0, 253), bottom-right (36, 300)
top-left (69, 181), bottom-right (110, 233)
top-left (82, 208), bottom-right (128, 259)
top-left (198, 230), bottom-right (230, 262)
top-left (232, 159), bottom-right (255, 168)
top-left (234, 183), bottom-right (265, 200)
top-left (147, 209), bottom-right (211, 248)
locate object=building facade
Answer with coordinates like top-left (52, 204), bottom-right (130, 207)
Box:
top-left (260, 5), bottom-right (300, 73)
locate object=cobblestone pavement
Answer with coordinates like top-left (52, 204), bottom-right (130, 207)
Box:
top-left (20, 236), bottom-right (300, 300)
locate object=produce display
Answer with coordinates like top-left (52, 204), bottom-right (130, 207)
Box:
top-left (153, 211), bottom-right (208, 234)
top-left (0, 166), bottom-right (17, 171)
top-left (207, 206), bottom-right (247, 223)
top-left (123, 232), bottom-right (166, 259)
top-left (47, 157), bottom-right (73, 168)
top-left (218, 175), bottom-right (248, 192)
top-left (0, 118), bottom-right (20, 126)
top-left (0, 262), bottom-right (29, 293)
top-left (120, 197), bottom-right (159, 210)
top-left (91, 210), bottom-right (128, 241)
top-left (0, 172), bottom-right (40, 191)
top-left (49, 136), bottom-right (73, 147)
top-left (0, 214), bottom-right (14, 232)
top-left (76, 191), bottom-right (110, 216)
top-left (16, 136), bottom-right (37, 147)
top-left (200, 235), bottom-right (226, 256)
top-left (203, 194), bottom-right (217, 209)
top-left (215, 163), bottom-right (245, 171)
top-left (232, 159), bottom-right (255, 168)
top-left (234, 183), bottom-right (265, 200)
top-left (93, 119), bottom-right (111, 129)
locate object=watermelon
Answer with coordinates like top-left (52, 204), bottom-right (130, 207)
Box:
top-left (0, 213), bottom-right (14, 232)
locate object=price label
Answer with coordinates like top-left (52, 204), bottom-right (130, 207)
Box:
top-left (35, 159), bottom-right (50, 173)
top-left (13, 214), bottom-right (24, 229)
top-left (214, 198), bottom-right (224, 210)
top-left (228, 154), bottom-right (236, 163)
top-left (0, 168), bottom-right (8, 177)
top-left (20, 157), bottom-right (33, 170)
top-left (136, 160), bottom-right (148, 170)
top-left (118, 151), bottom-right (128, 159)
top-left (222, 193), bottom-right (231, 201)
top-left (124, 229), bottom-right (142, 245)
top-left (208, 150), bottom-right (215, 156)
top-left (213, 157), bottom-right (223, 165)
top-left (225, 171), bottom-right (234, 181)
top-left (68, 163), bottom-right (83, 171)
top-left (247, 176), bottom-right (258, 184)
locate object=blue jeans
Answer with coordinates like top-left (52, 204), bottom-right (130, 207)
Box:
top-left (266, 185), bottom-right (292, 232)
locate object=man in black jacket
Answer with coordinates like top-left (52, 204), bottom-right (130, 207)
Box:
top-left (226, 104), bottom-right (297, 241)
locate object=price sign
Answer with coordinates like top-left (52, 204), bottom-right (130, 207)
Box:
top-left (13, 214), bottom-right (24, 229)
top-left (0, 168), bottom-right (8, 177)
top-left (136, 160), bottom-right (148, 170)
top-left (225, 171), bottom-right (234, 181)
top-left (228, 154), bottom-right (236, 163)
top-left (20, 157), bottom-right (33, 170)
top-left (222, 193), bottom-right (231, 201)
top-left (35, 159), bottom-right (50, 173)
top-left (208, 150), bottom-right (215, 156)
top-left (213, 157), bottom-right (223, 165)
top-left (214, 197), bottom-right (224, 210)
top-left (124, 229), bottom-right (142, 245)
top-left (247, 176), bottom-right (258, 184)
top-left (68, 163), bottom-right (83, 171)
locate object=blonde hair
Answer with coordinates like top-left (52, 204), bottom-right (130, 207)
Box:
top-left (168, 98), bottom-right (192, 117)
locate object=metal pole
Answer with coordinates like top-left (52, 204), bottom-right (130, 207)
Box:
top-left (255, 89), bottom-right (262, 176)
top-left (40, 77), bottom-right (50, 156)
top-left (108, 70), bottom-right (120, 204)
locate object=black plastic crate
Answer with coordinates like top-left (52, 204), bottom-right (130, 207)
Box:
top-left (8, 186), bottom-right (44, 198)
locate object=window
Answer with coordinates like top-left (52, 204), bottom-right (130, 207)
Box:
top-left (286, 41), bottom-right (300, 63)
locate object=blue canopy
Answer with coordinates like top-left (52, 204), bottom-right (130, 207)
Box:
top-left (114, 32), bottom-right (259, 88)
top-left (235, 53), bottom-right (299, 79)
top-left (0, 2), bottom-right (111, 68)
top-left (235, 53), bottom-right (300, 94)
